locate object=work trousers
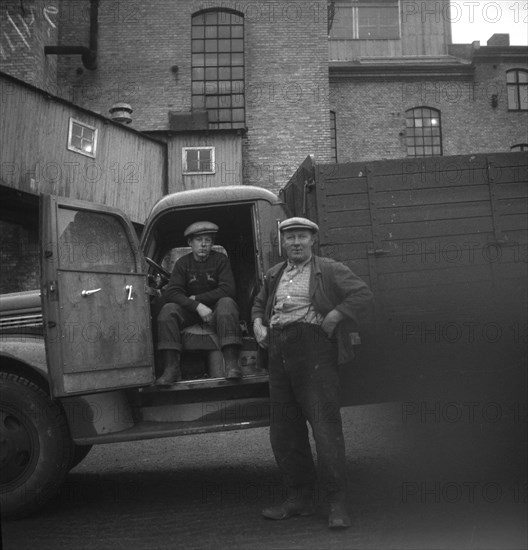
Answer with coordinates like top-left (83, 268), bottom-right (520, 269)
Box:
top-left (268, 323), bottom-right (347, 503)
top-left (157, 296), bottom-right (241, 351)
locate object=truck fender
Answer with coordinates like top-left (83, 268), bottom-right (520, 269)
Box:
top-left (0, 336), bottom-right (49, 387)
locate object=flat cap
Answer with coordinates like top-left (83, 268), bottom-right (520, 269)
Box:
top-left (279, 217), bottom-right (319, 233)
top-left (184, 221), bottom-right (219, 238)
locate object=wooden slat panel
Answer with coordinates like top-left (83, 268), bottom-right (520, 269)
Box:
top-left (378, 265), bottom-right (496, 290)
top-left (488, 151), bottom-right (528, 170)
top-left (0, 75), bottom-right (165, 224)
top-left (324, 225), bottom-right (373, 244)
top-left (496, 183), bottom-right (528, 199)
top-left (284, 152), bottom-right (527, 347)
top-left (326, 193), bottom-right (370, 212)
top-left (378, 217), bottom-right (494, 240)
top-left (321, 178), bottom-right (368, 196)
top-left (373, 185), bottom-right (491, 206)
top-left (376, 201), bottom-right (491, 223)
top-left (501, 214), bottom-right (528, 233)
top-left (326, 209), bottom-right (372, 228)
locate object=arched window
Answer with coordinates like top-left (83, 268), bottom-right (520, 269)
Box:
top-left (511, 144), bottom-right (528, 152)
top-left (405, 107), bottom-right (442, 157)
top-left (191, 9), bottom-right (245, 129)
top-left (507, 69), bottom-right (528, 111)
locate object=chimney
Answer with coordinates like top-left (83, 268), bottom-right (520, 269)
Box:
top-left (487, 34), bottom-right (510, 47)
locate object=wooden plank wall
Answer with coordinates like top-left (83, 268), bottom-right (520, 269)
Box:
top-left (167, 133), bottom-right (242, 193)
top-left (309, 153), bottom-right (527, 328)
top-left (0, 75), bottom-right (166, 224)
top-left (329, 0), bottom-right (450, 61)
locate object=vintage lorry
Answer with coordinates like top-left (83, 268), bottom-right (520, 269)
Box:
top-left (1, 151), bottom-right (526, 519)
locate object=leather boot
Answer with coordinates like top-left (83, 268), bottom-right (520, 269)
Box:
top-left (328, 501), bottom-right (351, 529)
top-left (262, 493), bottom-right (315, 520)
top-left (223, 345), bottom-right (242, 379)
top-left (155, 350), bottom-right (182, 385)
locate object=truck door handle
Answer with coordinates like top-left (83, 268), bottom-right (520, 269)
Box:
top-left (81, 288), bottom-right (102, 297)
top-left (125, 284), bottom-right (134, 301)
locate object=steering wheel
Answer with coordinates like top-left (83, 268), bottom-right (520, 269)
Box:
top-left (145, 257), bottom-right (170, 287)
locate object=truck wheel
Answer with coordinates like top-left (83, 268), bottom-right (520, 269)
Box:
top-left (0, 372), bottom-right (73, 519)
top-left (69, 444), bottom-right (92, 470)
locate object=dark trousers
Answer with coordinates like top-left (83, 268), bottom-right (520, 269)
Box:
top-left (157, 297), bottom-right (241, 351)
top-left (268, 323), bottom-right (347, 503)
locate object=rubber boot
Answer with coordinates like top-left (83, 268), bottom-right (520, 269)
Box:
top-left (223, 345), bottom-right (242, 379)
top-left (155, 350), bottom-right (182, 385)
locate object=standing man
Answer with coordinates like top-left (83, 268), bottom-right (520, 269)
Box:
top-left (156, 221), bottom-right (242, 385)
top-left (252, 217), bottom-right (373, 529)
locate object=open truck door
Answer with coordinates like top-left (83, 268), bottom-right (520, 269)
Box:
top-left (40, 194), bottom-right (154, 397)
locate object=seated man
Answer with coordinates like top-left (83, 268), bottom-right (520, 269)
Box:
top-left (156, 221), bottom-right (242, 385)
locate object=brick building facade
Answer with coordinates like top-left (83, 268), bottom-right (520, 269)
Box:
top-left (1, 0), bottom-right (527, 187)
top-left (330, 36), bottom-right (528, 162)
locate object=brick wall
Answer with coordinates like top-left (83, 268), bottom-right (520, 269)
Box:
top-left (52, 0), bottom-right (332, 193)
top-left (0, 0), bottom-right (59, 90)
top-left (330, 59), bottom-right (528, 163)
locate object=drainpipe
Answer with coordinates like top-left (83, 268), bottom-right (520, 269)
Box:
top-left (44, 0), bottom-right (99, 70)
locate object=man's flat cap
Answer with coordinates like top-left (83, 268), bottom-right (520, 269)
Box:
top-left (184, 221), bottom-right (219, 238)
top-left (279, 217), bottom-right (319, 233)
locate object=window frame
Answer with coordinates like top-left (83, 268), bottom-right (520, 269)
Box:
top-left (405, 107), bottom-right (443, 158)
top-left (510, 144), bottom-right (528, 152)
top-left (331, 0), bottom-right (401, 41)
top-left (191, 8), bottom-right (245, 130)
top-left (182, 146), bottom-right (216, 175)
top-left (506, 69), bottom-right (528, 111)
top-left (67, 118), bottom-right (98, 158)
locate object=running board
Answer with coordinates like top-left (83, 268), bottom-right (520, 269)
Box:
top-left (139, 373), bottom-right (269, 392)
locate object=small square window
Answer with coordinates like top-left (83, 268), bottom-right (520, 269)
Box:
top-left (182, 147), bottom-right (215, 174)
top-left (67, 118), bottom-right (97, 158)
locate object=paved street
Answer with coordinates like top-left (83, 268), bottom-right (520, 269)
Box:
top-left (2, 401), bottom-right (526, 550)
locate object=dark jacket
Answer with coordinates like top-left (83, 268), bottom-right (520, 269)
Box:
top-left (252, 255), bottom-right (373, 364)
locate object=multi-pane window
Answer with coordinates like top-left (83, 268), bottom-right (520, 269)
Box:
top-left (511, 144), bottom-right (528, 152)
top-left (330, 0), bottom-right (400, 40)
top-left (67, 118), bottom-right (97, 157)
top-left (182, 147), bottom-right (215, 174)
top-left (507, 69), bottom-right (528, 111)
top-left (191, 9), bottom-right (245, 129)
top-left (405, 107), bottom-right (442, 157)
top-left (330, 111), bottom-right (338, 163)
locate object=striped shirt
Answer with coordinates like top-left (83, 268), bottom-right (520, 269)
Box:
top-left (270, 258), bottom-right (324, 327)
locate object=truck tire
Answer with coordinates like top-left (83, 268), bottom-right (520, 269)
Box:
top-left (0, 372), bottom-right (73, 519)
top-left (69, 444), bottom-right (92, 470)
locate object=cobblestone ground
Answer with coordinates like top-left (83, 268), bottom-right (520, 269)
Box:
top-left (2, 402), bottom-right (527, 550)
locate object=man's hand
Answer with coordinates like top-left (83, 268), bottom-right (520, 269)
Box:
top-left (196, 303), bottom-right (213, 323)
top-left (321, 309), bottom-right (345, 337)
top-left (253, 319), bottom-right (269, 349)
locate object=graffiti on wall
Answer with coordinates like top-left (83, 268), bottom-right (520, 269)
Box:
top-left (0, 5), bottom-right (58, 60)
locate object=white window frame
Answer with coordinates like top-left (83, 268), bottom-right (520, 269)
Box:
top-left (182, 146), bottom-right (216, 174)
top-left (67, 118), bottom-right (98, 158)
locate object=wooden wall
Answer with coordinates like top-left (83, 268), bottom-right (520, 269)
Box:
top-left (329, 0), bottom-right (451, 61)
top-left (284, 152), bottom-right (528, 327)
top-left (166, 133), bottom-right (243, 193)
top-left (283, 152), bottom-right (527, 404)
top-left (0, 74), bottom-right (166, 224)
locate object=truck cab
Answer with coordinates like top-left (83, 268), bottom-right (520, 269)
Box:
top-left (0, 186), bottom-right (288, 519)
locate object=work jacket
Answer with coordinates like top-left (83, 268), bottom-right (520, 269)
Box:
top-left (252, 255), bottom-right (373, 364)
